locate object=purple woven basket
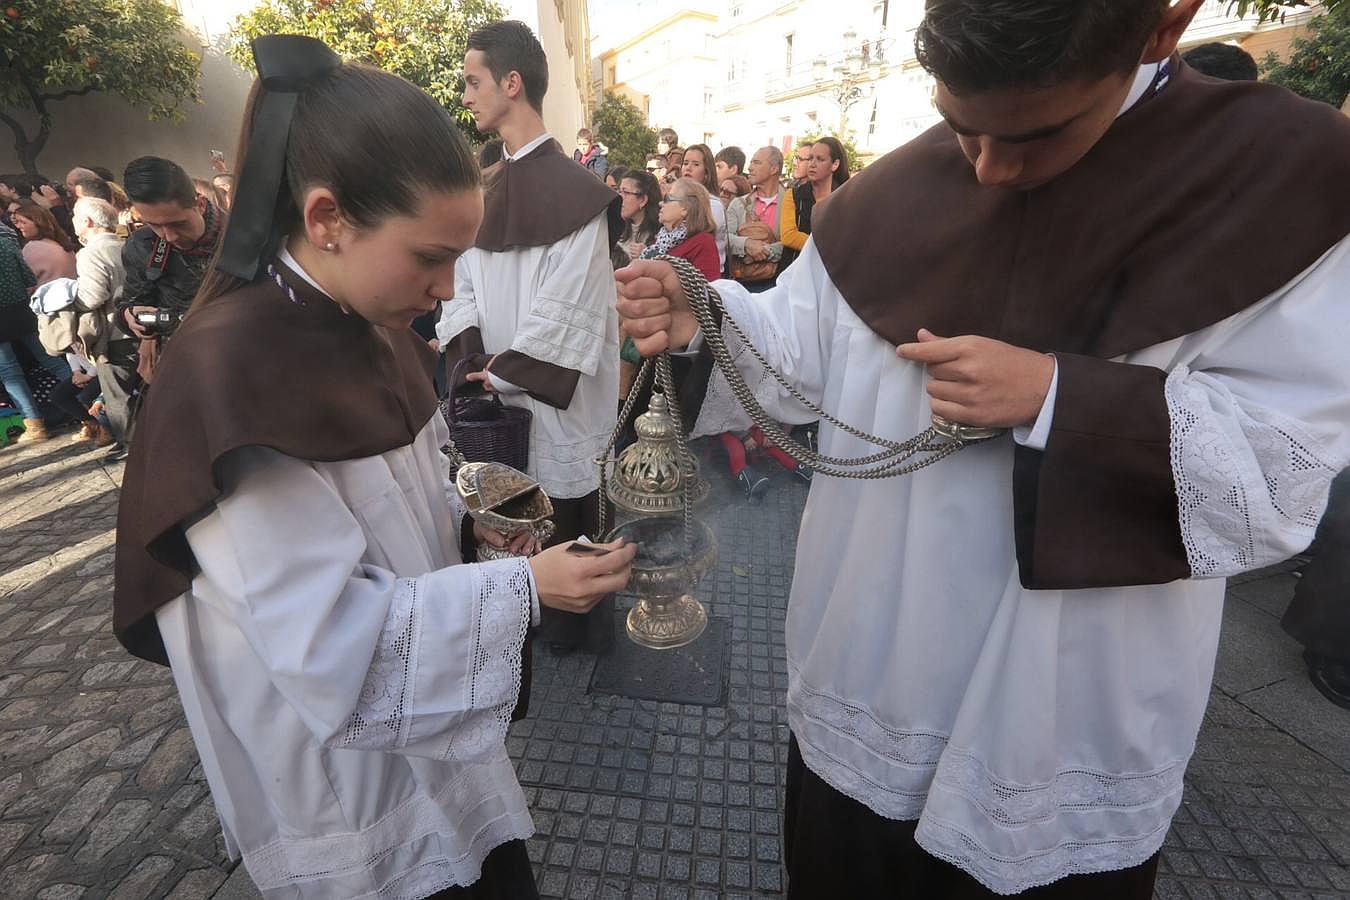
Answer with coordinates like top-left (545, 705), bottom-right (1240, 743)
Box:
top-left (441, 357), bottom-right (532, 473)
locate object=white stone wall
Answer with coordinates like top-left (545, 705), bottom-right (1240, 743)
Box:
top-left (507, 0), bottom-right (592, 142)
top-left (18, 0), bottom-right (593, 180)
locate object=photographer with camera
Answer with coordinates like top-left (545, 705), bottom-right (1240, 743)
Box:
top-left (114, 157), bottom-right (226, 453)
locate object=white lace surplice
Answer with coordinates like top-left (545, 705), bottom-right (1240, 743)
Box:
top-left (436, 212), bottom-right (620, 500)
top-left (156, 413), bottom-right (538, 900)
top-left (700, 236), bottom-right (1350, 894)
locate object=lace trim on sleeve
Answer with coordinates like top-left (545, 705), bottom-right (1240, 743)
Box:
top-left (1166, 365), bottom-right (1340, 578)
top-left (339, 558), bottom-right (532, 755)
top-left (437, 297), bottom-right (479, 344)
top-left (511, 295), bottom-right (608, 375)
top-left (341, 577), bottom-right (421, 749)
top-left (443, 558), bottom-right (533, 762)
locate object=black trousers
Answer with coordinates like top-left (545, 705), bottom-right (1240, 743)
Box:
top-left (536, 490), bottom-right (615, 654)
top-left (50, 375), bottom-right (101, 427)
top-left (95, 340), bottom-right (141, 445)
top-left (784, 736), bottom-right (1160, 899)
top-left (1282, 469), bottom-right (1350, 663)
top-left (423, 840), bottom-right (538, 899)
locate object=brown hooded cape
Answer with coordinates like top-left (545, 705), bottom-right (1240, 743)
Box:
top-left (445, 138), bottom-right (624, 409)
top-left (113, 262), bottom-right (440, 664)
top-left (807, 60), bottom-right (1350, 590)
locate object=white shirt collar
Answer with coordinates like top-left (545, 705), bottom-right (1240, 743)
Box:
top-left (277, 245), bottom-right (331, 298)
top-left (754, 189), bottom-right (779, 204)
top-left (1116, 61), bottom-right (1162, 119)
top-left (505, 131), bottom-right (554, 161)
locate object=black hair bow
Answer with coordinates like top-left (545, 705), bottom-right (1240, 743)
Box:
top-left (216, 35), bottom-right (342, 280)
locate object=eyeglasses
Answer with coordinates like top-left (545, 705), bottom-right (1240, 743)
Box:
top-left (646, 166), bottom-right (662, 172)
top-left (660, 195), bottom-right (685, 204)
top-left (617, 189), bottom-right (644, 198)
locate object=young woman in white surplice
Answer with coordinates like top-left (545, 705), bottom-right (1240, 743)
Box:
top-left (113, 43), bottom-right (635, 900)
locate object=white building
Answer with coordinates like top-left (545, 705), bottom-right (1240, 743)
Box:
top-left (503, 0), bottom-right (595, 144)
top-left (596, 0), bottom-right (1323, 167)
top-left (715, 0), bottom-right (929, 160)
top-left (593, 7), bottom-right (724, 147)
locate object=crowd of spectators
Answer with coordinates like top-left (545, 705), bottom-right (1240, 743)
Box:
top-left (2, 122), bottom-right (840, 503)
top-left (0, 153), bottom-right (231, 454)
top-left (567, 122), bottom-right (844, 498)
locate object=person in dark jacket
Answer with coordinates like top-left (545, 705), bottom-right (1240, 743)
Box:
top-left (0, 238), bottom-right (71, 444)
top-left (117, 156), bottom-right (225, 340)
top-left (1282, 471), bottom-right (1350, 709)
top-left (109, 156), bottom-right (225, 458)
top-left (572, 128), bottom-right (609, 178)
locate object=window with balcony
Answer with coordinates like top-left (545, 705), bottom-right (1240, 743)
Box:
top-left (785, 33), bottom-right (794, 76)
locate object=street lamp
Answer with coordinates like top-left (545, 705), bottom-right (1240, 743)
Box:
top-left (814, 31), bottom-right (891, 137)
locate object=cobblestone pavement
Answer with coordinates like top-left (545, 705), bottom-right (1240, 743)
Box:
top-left (2, 434), bottom-right (1350, 899)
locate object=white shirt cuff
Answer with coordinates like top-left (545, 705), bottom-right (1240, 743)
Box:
top-left (487, 372), bottom-right (526, 395)
top-left (673, 331), bottom-right (705, 357)
top-left (1012, 360), bottom-right (1059, 451)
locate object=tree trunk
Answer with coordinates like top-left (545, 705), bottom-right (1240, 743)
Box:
top-left (18, 135), bottom-right (42, 178)
top-left (0, 72), bottom-right (52, 177)
top-left (0, 112), bottom-right (39, 177)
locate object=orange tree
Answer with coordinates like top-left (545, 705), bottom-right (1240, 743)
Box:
top-left (1234, 0), bottom-right (1341, 23)
top-left (227, 0), bottom-right (503, 139)
top-left (0, 0), bottom-right (201, 176)
top-left (1260, 1), bottom-right (1349, 107)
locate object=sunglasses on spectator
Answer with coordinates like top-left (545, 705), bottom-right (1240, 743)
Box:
top-left (647, 166), bottom-right (663, 172)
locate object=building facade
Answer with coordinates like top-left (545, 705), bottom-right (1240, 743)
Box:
top-left (593, 8), bottom-right (724, 147)
top-left (594, 0), bottom-right (1325, 167)
top-left (506, 0), bottom-right (594, 142)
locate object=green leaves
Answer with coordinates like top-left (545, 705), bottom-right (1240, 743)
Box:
top-left (1259, 2), bottom-right (1350, 108)
top-left (225, 0), bottom-right (504, 138)
top-left (0, 0), bottom-right (202, 173)
top-left (1229, 1), bottom-right (1339, 25)
top-left (592, 91), bottom-right (658, 170)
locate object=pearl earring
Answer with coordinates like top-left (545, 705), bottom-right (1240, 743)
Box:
top-left (324, 242), bottom-right (336, 251)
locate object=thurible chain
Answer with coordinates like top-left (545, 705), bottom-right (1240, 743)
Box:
top-left (651, 255), bottom-right (996, 480)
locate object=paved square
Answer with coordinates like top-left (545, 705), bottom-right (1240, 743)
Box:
top-left (2, 437), bottom-right (1348, 899)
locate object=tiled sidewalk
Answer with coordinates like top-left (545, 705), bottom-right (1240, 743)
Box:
top-left (2, 435), bottom-right (1349, 899)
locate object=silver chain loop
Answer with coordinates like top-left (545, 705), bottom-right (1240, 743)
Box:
top-left (654, 255), bottom-right (999, 479)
